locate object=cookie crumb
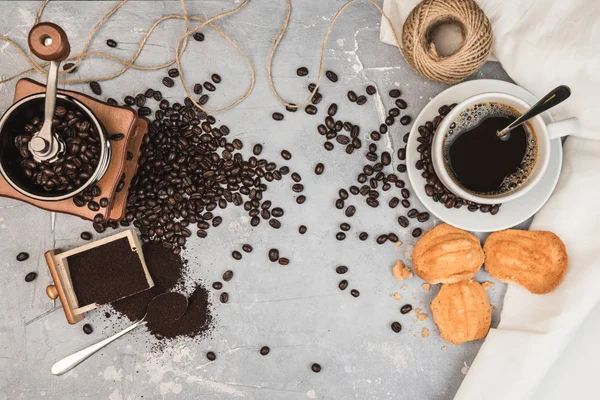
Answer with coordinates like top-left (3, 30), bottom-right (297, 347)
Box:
top-left (422, 328), bottom-right (429, 338)
top-left (418, 313), bottom-right (428, 321)
top-left (421, 283), bottom-right (431, 291)
top-left (441, 346), bottom-right (447, 351)
top-left (415, 308), bottom-right (421, 314)
top-left (392, 260), bottom-right (413, 280)
top-left (392, 292), bottom-right (402, 300)
top-left (395, 241), bottom-right (402, 247)
top-left (482, 281), bottom-right (495, 290)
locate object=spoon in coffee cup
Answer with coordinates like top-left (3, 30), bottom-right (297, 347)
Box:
top-left (51, 292), bottom-right (188, 376)
top-left (497, 85), bottom-right (571, 140)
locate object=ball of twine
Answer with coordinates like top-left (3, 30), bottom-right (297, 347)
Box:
top-left (402, 0), bottom-right (493, 84)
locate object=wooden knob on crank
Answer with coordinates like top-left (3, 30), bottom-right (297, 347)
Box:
top-left (46, 285), bottom-right (59, 300)
top-left (28, 22), bottom-right (71, 61)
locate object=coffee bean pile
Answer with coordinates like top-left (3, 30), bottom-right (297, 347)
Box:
top-left (14, 105), bottom-right (102, 193)
top-left (415, 105), bottom-right (501, 214)
top-left (91, 77), bottom-right (304, 255)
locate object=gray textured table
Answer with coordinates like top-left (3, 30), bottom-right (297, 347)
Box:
top-left (0, 1), bottom-right (512, 399)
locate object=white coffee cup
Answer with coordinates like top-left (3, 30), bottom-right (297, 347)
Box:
top-left (432, 92), bottom-right (579, 205)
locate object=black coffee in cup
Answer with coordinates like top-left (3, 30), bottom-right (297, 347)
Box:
top-left (443, 102), bottom-right (537, 196)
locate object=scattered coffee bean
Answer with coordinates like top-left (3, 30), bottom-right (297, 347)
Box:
top-left (110, 133), bottom-right (124, 141)
top-left (376, 234), bottom-right (388, 244)
top-left (356, 95), bottom-right (367, 105)
top-left (278, 257), bottom-right (290, 266)
top-left (268, 248), bottom-right (279, 262)
top-left (345, 205), bottom-right (356, 218)
top-left (340, 222), bottom-right (351, 231)
top-left (299, 225), bottom-right (307, 234)
top-left (204, 82), bottom-right (216, 92)
top-left (327, 103), bottom-right (338, 116)
top-left (336, 266), bottom-right (348, 274)
top-left (400, 304), bottom-right (412, 314)
top-left (412, 228), bottom-right (423, 237)
top-left (400, 115), bottom-right (412, 125)
top-left (90, 81), bottom-right (102, 95)
top-left (194, 83), bottom-right (203, 94)
top-left (325, 70), bottom-right (338, 82)
top-left (281, 150), bottom-right (292, 160)
top-left (16, 252), bottom-right (29, 262)
top-left (162, 77), bottom-right (174, 87)
top-left (211, 73), bottom-right (222, 84)
top-left (63, 63), bottom-right (76, 73)
top-left (311, 363), bottom-right (322, 373)
top-left (83, 323), bottom-right (93, 334)
top-left (25, 272), bottom-right (37, 282)
top-left (305, 105), bottom-right (318, 115)
top-left (80, 232), bottom-right (92, 240)
top-left (296, 195), bottom-right (306, 204)
top-left (314, 163), bottom-right (324, 175)
top-left (366, 85), bottom-right (376, 95)
top-left (350, 289), bottom-right (360, 297)
top-left (388, 233), bottom-right (399, 243)
top-left (206, 351), bottom-right (216, 361)
top-left (347, 91), bottom-right (357, 102)
top-left (269, 219), bottom-right (281, 229)
top-left (297, 67), bottom-right (309, 76)
top-left (417, 212), bottom-right (430, 222)
top-left (220, 292), bottom-right (229, 303)
top-left (242, 244), bottom-right (253, 253)
top-left (389, 89), bottom-right (401, 98)
top-left (223, 270), bottom-right (234, 281)
top-left (336, 232), bottom-right (346, 241)
top-left (338, 280), bottom-right (348, 290)
top-left (232, 250), bottom-right (242, 260)
top-left (253, 144), bottom-right (263, 155)
top-left (398, 216), bottom-right (409, 228)
top-left (260, 346), bottom-right (270, 355)
top-left (272, 112), bottom-right (284, 121)
top-left (408, 209), bottom-right (419, 219)
top-left (389, 197), bottom-right (400, 208)
top-left (391, 322), bottom-right (402, 333)
top-left (212, 282), bottom-right (223, 290)
top-left (168, 68), bottom-right (180, 78)
top-left (359, 232), bottom-right (368, 241)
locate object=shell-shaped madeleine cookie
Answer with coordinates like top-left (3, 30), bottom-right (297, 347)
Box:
top-left (412, 224), bottom-right (484, 283)
top-left (431, 280), bottom-right (491, 345)
top-left (483, 230), bottom-right (568, 294)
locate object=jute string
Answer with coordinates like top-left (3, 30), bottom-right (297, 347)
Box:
top-left (0, 0), bottom-right (490, 113)
top-left (402, 0), bottom-right (493, 84)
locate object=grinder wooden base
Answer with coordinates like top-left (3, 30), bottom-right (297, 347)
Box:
top-left (0, 78), bottom-right (148, 221)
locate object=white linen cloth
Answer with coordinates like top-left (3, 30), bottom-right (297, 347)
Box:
top-left (380, 1), bottom-right (600, 399)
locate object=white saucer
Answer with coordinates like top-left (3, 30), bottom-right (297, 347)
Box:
top-left (406, 79), bottom-right (562, 232)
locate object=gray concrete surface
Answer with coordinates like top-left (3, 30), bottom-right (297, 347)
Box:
top-left (0, 1), bottom-right (513, 399)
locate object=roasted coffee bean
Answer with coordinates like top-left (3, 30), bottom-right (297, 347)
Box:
top-left (83, 323), bottom-right (94, 334)
top-left (340, 222), bottom-right (351, 232)
top-left (388, 233), bottom-right (399, 243)
top-left (211, 73), bottom-right (222, 83)
top-left (389, 197), bottom-right (400, 208)
top-left (398, 215), bottom-right (410, 228)
top-left (400, 115), bottom-right (412, 125)
top-left (366, 85), bottom-right (377, 95)
top-left (389, 108), bottom-right (400, 117)
top-left (376, 234), bottom-right (388, 244)
top-left (397, 148), bottom-right (406, 160)
top-left (336, 232), bottom-right (346, 241)
top-left (408, 209), bottom-right (419, 218)
top-left (223, 270), bottom-right (234, 281)
top-left (268, 248), bottom-right (279, 262)
top-left (278, 257), bottom-right (290, 266)
top-left (339, 189), bottom-right (349, 200)
top-left (345, 205), bottom-right (356, 217)
top-left (281, 150), bottom-right (292, 160)
top-left (272, 112), bottom-right (284, 121)
top-left (391, 322), bottom-right (402, 333)
top-left (292, 183), bottom-right (304, 193)
top-left (324, 141), bottom-right (334, 151)
top-left (385, 116), bottom-right (395, 126)
top-left (110, 133), bottom-right (124, 141)
top-left (269, 219), bottom-right (281, 229)
top-left (311, 92), bottom-right (323, 105)
top-left (25, 272), bottom-right (37, 282)
top-left (395, 99), bottom-right (407, 109)
top-left (232, 250), bottom-right (242, 260)
top-left (260, 346), bottom-right (270, 355)
top-left (311, 363), bottom-right (322, 373)
top-left (206, 351), bottom-right (216, 361)
top-left (250, 217), bottom-right (260, 226)
top-left (305, 105), bottom-right (318, 115)
top-left (162, 77), bottom-right (174, 87)
top-left (192, 31), bottom-right (205, 41)
top-left (204, 82), bottom-right (216, 91)
top-left (350, 289), bottom-right (360, 297)
top-left (338, 279), bottom-right (348, 290)
top-left (412, 228), bottom-right (423, 237)
top-left (16, 252), bottom-right (29, 262)
top-left (314, 163), bottom-right (325, 175)
top-left (107, 98), bottom-right (118, 105)
top-left (199, 94), bottom-right (209, 105)
top-left (401, 199), bottom-right (410, 208)
top-left (168, 68), bottom-right (180, 78)
top-left (490, 205), bottom-right (500, 215)
top-left (400, 304), bottom-right (412, 314)
top-left (347, 91), bottom-right (357, 102)
top-left (271, 207), bottom-right (284, 218)
top-left (297, 66), bottom-right (309, 76)
top-left (253, 144), bottom-right (263, 155)
top-left (325, 70), bottom-right (338, 82)
top-left (63, 62), bottom-right (76, 73)
top-left (296, 195), bottom-right (306, 204)
top-left (153, 90), bottom-right (162, 101)
top-left (193, 83), bottom-right (203, 95)
top-left (389, 89), bottom-right (401, 98)
top-left (220, 292), bottom-right (229, 303)
top-left (88, 201), bottom-right (100, 211)
top-left (299, 225), bottom-right (307, 234)
top-left (401, 188), bottom-right (410, 199)
top-left (417, 212), bottom-right (430, 222)
top-left (336, 265), bottom-right (348, 274)
top-left (89, 81), bottom-right (102, 95)
top-left (80, 231), bottom-right (92, 240)
top-left (359, 232), bottom-right (368, 241)
top-left (327, 103), bottom-right (338, 116)
top-left (366, 198), bottom-right (379, 208)
top-left (356, 95), bottom-right (367, 105)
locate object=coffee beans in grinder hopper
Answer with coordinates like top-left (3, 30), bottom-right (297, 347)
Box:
top-left (13, 105), bottom-right (102, 194)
